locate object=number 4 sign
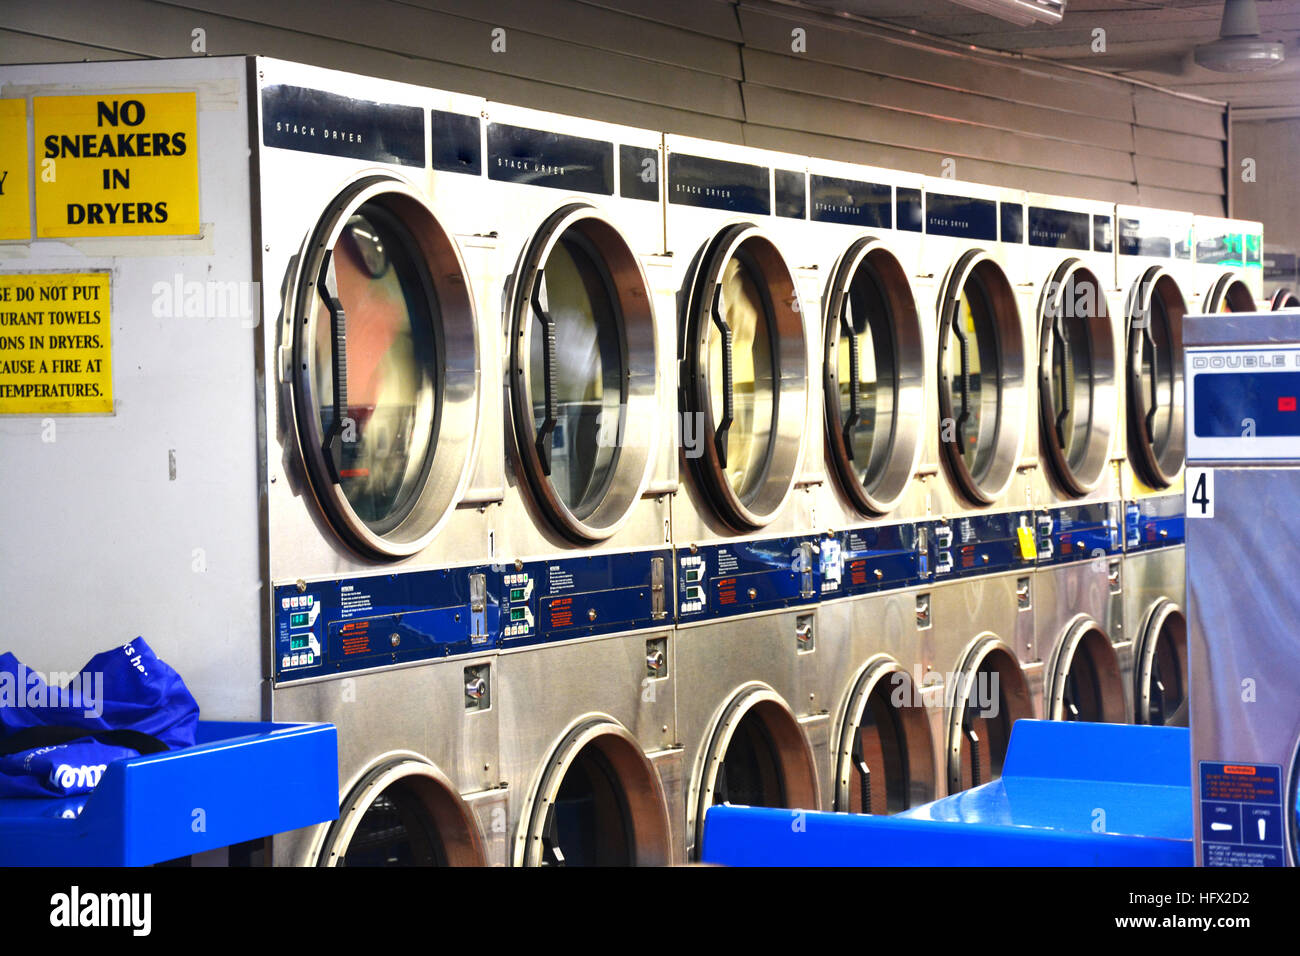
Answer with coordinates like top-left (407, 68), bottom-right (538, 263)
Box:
top-left (1186, 468), bottom-right (1214, 519)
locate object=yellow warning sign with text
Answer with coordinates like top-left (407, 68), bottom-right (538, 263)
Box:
top-left (0, 272), bottom-right (112, 414)
top-left (0, 100), bottom-right (31, 241)
top-left (34, 92), bottom-right (199, 238)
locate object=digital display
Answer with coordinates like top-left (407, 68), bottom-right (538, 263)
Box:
top-left (510, 608), bottom-right (526, 622)
top-left (1193, 371), bottom-right (1300, 437)
top-left (509, 588), bottom-right (526, 602)
top-left (290, 611), bottom-right (310, 628)
top-left (290, 634), bottom-right (309, 650)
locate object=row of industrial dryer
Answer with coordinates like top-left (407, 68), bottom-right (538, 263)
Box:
top-left (0, 56), bottom-right (1275, 866)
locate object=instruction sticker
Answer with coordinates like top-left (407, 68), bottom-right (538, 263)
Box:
top-left (1199, 761), bottom-right (1287, 867)
top-left (33, 93), bottom-right (199, 238)
top-left (0, 272), bottom-right (112, 415)
top-left (0, 100), bottom-right (31, 241)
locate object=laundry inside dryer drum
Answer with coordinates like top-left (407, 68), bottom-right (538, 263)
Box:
top-left (528, 230), bottom-right (626, 519)
top-left (311, 206), bottom-right (441, 533)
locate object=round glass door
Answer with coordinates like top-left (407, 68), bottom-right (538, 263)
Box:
top-left (946, 639), bottom-right (1034, 793)
top-left (682, 225), bottom-right (807, 531)
top-left (1126, 268), bottom-right (1187, 489)
top-left (509, 205), bottom-right (658, 543)
top-left (1135, 600), bottom-right (1188, 726)
top-left (1038, 262), bottom-right (1117, 497)
top-left (291, 177), bottom-right (479, 559)
top-left (517, 720), bottom-right (671, 867)
top-left (1206, 274), bottom-right (1256, 313)
top-left (1272, 288), bottom-right (1300, 310)
top-left (823, 239), bottom-right (925, 516)
top-left (937, 252), bottom-right (1026, 505)
top-left (835, 659), bottom-right (936, 814)
top-left (1047, 620), bottom-right (1126, 723)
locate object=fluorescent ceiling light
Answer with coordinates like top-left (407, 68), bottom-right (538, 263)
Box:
top-left (947, 0), bottom-right (1066, 27)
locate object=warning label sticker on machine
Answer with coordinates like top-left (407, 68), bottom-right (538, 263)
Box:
top-left (0, 100), bottom-right (31, 241)
top-left (0, 272), bottom-right (112, 414)
top-left (33, 93), bottom-right (199, 238)
top-left (1199, 761), bottom-right (1287, 867)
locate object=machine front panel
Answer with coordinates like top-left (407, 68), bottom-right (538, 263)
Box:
top-left (1036, 501), bottom-right (1123, 566)
top-left (676, 535), bottom-right (820, 621)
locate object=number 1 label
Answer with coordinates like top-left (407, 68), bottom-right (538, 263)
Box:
top-left (1186, 467), bottom-right (1214, 519)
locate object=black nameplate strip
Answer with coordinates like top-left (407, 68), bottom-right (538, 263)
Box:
top-left (1028, 207), bottom-right (1089, 250)
top-left (1000, 203), bottom-right (1024, 244)
top-left (775, 169), bottom-right (807, 219)
top-left (809, 174), bottom-right (890, 228)
top-left (668, 153), bottom-right (770, 215)
top-left (487, 123), bottom-right (614, 194)
top-left (431, 109), bottom-right (481, 176)
top-left (1093, 214), bottom-right (1113, 253)
top-left (262, 84), bottom-right (425, 167)
top-left (619, 145), bottom-right (659, 202)
top-left (1119, 218), bottom-right (1172, 258)
top-left (926, 193), bottom-right (997, 240)
top-left (896, 188), bottom-right (922, 233)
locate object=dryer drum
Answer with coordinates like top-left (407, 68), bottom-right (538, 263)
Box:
top-left (946, 639), bottom-right (1034, 793)
top-left (1271, 287), bottom-right (1300, 311)
top-left (1047, 619), bottom-right (1126, 723)
top-left (290, 177), bottom-right (480, 559)
top-left (1205, 273), bottom-right (1256, 314)
top-left (508, 205), bottom-right (659, 543)
top-left (1037, 261), bottom-right (1117, 498)
top-left (834, 658), bottom-right (936, 814)
top-left (1126, 268), bottom-right (1187, 489)
top-left (317, 759), bottom-right (486, 867)
top-left (936, 251), bottom-right (1026, 505)
top-left (693, 686), bottom-right (819, 856)
top-left (517, 719), bottom-right (672, 867)
top-left (823, 240), bottom-right (926, 516)
top-left (1134, 600), bottom-right (1188, 727)
top-left (682, 224), bottom-right (808, 531)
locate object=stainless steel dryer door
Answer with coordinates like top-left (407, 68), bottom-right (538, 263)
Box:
top-left (1205, 272), bottom-right (1258, 313)
top-left (1126, 267), bottom-right (1187, 489)
top-left (681, 224), bottom-right (808, 531)
top-left (290, 177), bottom-right (480, 559)
top-left (823, 239), bottom-right (925, 516)
top-left (508, 204), bottom-right (659, 543)
top-left (937, 251), bottom-right (1027, 505)
top-left (1037, 260), bottom-right (1117, 496)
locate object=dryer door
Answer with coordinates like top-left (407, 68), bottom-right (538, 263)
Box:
top-left (1205, 272), bottom-right (1257, 313)
top-left (823, 239), bottom-right (926, 516)
top-left (682, 224), bottom-right (808, 531)
top-left (1272, 288), bottom-right (1300, 311)
top-left (1134, 598), bottom-right (1188, 727)
top-left (1126, 267), bottom-right (1187, 489)
top-left (937, 251), bottom-right (1027, 505)
top-left (508, 205), bottom-right (659, 542)
top-left (1037, 261), bottom-right (1117, 497)
top-left (1046, 618), bottom-right (1126, 723)
top-left (946, 638), bottom-right (1034, 793)
top-left (290, 177), bottom-right (479, 559)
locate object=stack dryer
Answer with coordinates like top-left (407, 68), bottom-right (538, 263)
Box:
top-left (663, 135), bottom-right (825, 858)
top-left (1022, 194), bottom-right (1128, 727)
top-left (915, 177), bottom-right (1037, 796)
top-left (1115, 204), bottom-right (1194, 727)
top-left (1192, 215), bottom-right (1263, 314)
top-left (799, 156), bottom-right (939, 815)
top-left (0, 57), bottom-right (510, 866)
top-left (478, 102), bottom-right (679, 867)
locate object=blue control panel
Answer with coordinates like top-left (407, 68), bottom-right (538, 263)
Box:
top-left (1125, 495), bottom-right (1186, 552)
top-left (930, 512), bottom-right (1035, 580)
top-left (1036, 502), bottom-right (1122, 566)
top-left (499, 548), bottom-right (671, 649)
top-left (818, 522), bottom-right (927, 599)
top-left (677, 536), bottom-right (818, 622)
top-left (272, 565), bottom-right (498, 683)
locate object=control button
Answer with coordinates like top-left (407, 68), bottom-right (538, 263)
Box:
top-left (282, 655), bottom-right (291, 669)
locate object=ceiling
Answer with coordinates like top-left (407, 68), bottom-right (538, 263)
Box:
top-left (800, 0), bottom-right (1300, 119)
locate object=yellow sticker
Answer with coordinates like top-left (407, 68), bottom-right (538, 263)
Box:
top-left (1016, 524), bottom-right (1037, 561)
top-left (0, 100), bottom-right (31, 242)
top-left (34, 93), bottom-right (199, 238)
top-left (0, 272), bottom-right (112, 414)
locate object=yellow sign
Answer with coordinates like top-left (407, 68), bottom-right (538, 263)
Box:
top-left (0, 100), bottom-right (31, 241)
top-left (34, 93), bottom-right (199, 238)
top-left (1016, 524), bottom-right (1037, 561)
top-left (0, 272), bottom-right (112, 414)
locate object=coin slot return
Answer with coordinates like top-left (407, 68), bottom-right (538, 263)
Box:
top-left (518, 719), bottom-right (672, 867)
top-left (947, 641), bottom-right (1034, 793)
top-left (795, 614), bottom-right (814, 653)
top-left (915, 593), bottom-right (931, 629)
top-left (464, 663), bottom-right (490, 711)
top-left (1135, 600), bottom-right (1188, 727)
top-left (835, 659), bottom-right (936, 814)
top-left (318, 759), bottom-right (486, 867)
top-left (645, 637), bottom-right (668, 680)
top-left (1047, 621), bottom-right (1125, 723)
